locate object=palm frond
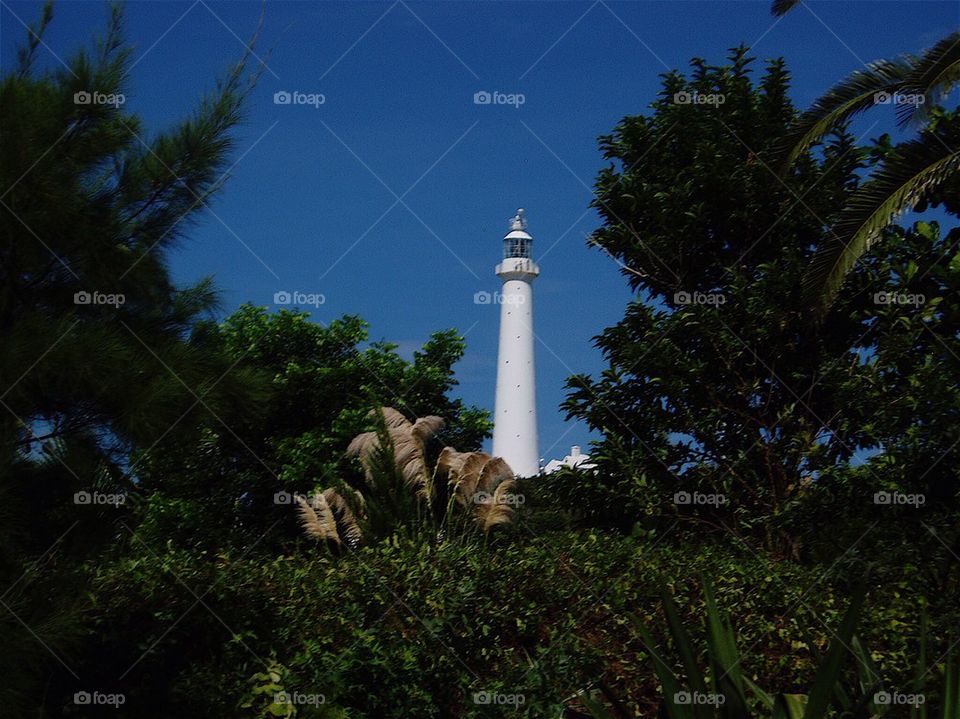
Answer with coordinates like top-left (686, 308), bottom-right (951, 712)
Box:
top-left (804, 121), bottom-right (960, 315)
top-left (776, 58), bottom-right (913, 172)
top-left (897, 31), bottom-right (960, 127)
top-left (771, 0), bottom-right (803, 16)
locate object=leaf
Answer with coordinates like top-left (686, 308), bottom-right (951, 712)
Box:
top-left (631, 615), bottom-right (695, 719)
top-left (702, 576), bottom-right (748, 717)
top-left (803, 120), bottom-right (960, 316)
top-left (775, 58), bottom-right (913, 172)
top-left (774, 693), bottom-right (808, 719)
top-left (802, 582), bottom-right (866, 719)
top-left (896, 31), bottom-right (960, 127)
top-left (770, 0), bottom-right (803, 17)
top-left (581, 694), bottom-right (618, 719)
top-left (659, 588), bottom-right (711, 719)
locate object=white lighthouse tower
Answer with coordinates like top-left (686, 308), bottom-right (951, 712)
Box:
top-left (492, 209), bottom-right (540, 477)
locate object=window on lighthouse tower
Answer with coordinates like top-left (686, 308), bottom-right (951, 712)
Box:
top-left (503, 236), bottom-right (531, 258)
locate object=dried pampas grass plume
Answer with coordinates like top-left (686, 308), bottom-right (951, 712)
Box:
top-left (296, 493), bottom-right (340, 545)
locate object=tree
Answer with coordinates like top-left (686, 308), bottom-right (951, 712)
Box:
top-left (769, 0), bottom-right (960, 313)
top-left (0, 3), bottom-right (262, 712)
top-left (132, 305), bottom-right (492, 553)
top-left (560, 48), bottom-right (959, 550)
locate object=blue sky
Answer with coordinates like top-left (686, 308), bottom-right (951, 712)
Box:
top-left (2, 0), bottom-right (956, 459)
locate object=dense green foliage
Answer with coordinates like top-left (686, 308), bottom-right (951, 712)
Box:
top-left (1, 6), bottom-right (957, 719)
top-left (559, 49), bottom-right (960, 557)
top-left (134, 306), bottom-right (491, 553)
top-left (84, 531), bottom-right (957, 717)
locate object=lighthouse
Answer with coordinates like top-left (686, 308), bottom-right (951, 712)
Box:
top-left (492, 209), bottom-right (540, 476)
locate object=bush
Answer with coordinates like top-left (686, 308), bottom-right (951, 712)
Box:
top-left (65, 528), bottom-right (952, 718)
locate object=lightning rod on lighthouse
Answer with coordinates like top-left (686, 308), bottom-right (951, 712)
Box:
top-left (492, 208), bottom-right (540, 476)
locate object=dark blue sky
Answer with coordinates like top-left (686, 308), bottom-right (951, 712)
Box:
top-left (3, 0), bottom-right (955, 459)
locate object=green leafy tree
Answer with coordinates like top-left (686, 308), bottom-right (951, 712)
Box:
top-left (560, 49), bottom-right (959, 550)
top-left (0, 3), bottom-right (263, 712)
top-left (769, 0), bottom-right (960, 313)
top-left (133, 305), bottom-right (492, 552)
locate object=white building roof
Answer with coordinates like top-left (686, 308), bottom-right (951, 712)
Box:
top-left (542, 445), bottom-right (597, 474)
